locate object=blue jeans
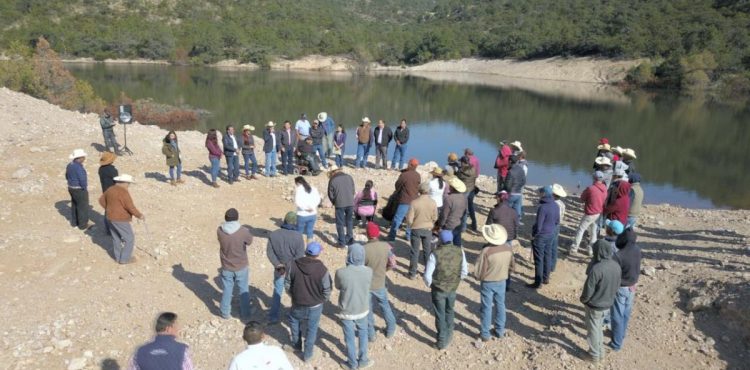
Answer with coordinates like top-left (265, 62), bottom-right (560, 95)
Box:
top-left (265, 151), bottom-right (277, 176)
top-left (451, 225), bottom-right (463, 247)
top-left (356, 143), bottom-right (368, 168)
top-left (532, 233), bottom-right (554, 284)
top-left (209, 157), bottom-right (220, 183)
top-left (268, 271), bottom-right (285, 322)
top-left (220, 267), bottom-right (251, 320)
top-left (313, 144), bottom-right (328, 168)
top-left (626, 216), bottom-right (637, 229)
top-left (335, 154), bottom-right (343, 167)
top-left (296, 214), bottom-right (317, 240)
top-left (168, 162), bottom-right (182, 181)
top-left (335, 206), bottom-right (354, 246)
top-left (391, 143), bottom-right (408, 170)
top-left (226, 154), bottom-right (240, 182)
top-left (460, 190), bottom-right (477, 231)
top-left (289, 304), bottom-right (323, 361)
top-left (368, 288), bottom-right (396, 340)
top-left (342, 317), bottom-right (370, 369)
top-left (243, 151), bottom-right (258, 175)
top-left (551, 225), bottom-right (560, 272)
top-left (387, 204), bottom-right (411, 240)
top-left (281, 148), bottom-right (295, 174)
top-left (509, 194), bottom-right (523, 221)
top-left (480, 280), bottom-right (507, 339)
top-left (610, 286), bottom-right (635, 350)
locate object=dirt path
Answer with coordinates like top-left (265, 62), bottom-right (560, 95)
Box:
top-left (0, 88), bottom-right (748, 370)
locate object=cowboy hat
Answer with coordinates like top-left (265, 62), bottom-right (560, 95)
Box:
top-left (242, 124), bottom-right (255, 131)
top-left (622, 148), bottom-right (637, 159)
top-left (99, 151), bottom-right (116, 165)
top-left (113, 174), bottom-right (136, 183)
top-left (552, 183), bottom-right (567, 198)
top-left (612, 146), bottom-right (624, 155)
top-left (482, 224), bottom-right (508, 246)
top-left (361, 117), bottom-right (371, 123)
top-left (69, 149), bottom-right (87, 160)
top-left (594, 156), bottom-right (612, 166)
top-left (597, 143), bottom-right (611, 152)
top-left (266, 121), bottom-right (275, 127)
top-left (317, 112), bottom-right (328, 121)
top-left (430, 167), bottom-right (443, 176)
top-left (509, 140), bottom-right (523, 151)
top-left (447, 177), bottom-right (466, 193)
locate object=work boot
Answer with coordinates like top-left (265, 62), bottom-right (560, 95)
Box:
top-left (211, 182), bottom-right (220, 188)
top-left (176, 178), bottom-right (185, 184)
top-left (170, 180), bottom-right (176, 186)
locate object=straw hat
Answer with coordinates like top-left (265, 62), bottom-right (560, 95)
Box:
top-left (612, 146), bottom-right (624, 155)
top-left (622, 148), bottom-right (637, 159)
top-left (597, 143), bottom-right (611, 152)
top-left (594, 156), bottom-right (612, 166)
top-left (430, 167), bottom-right (443, 176)
top-left (447, 177), bottom-right (466, 193)
top-left (361, 117), bottom-right (371, 123)
top-left (318, 112), bottom-right (328, 121)
top-left (69, 149), bottom-right (87, 160)
top-left (266, 121), bottom-right (275, 127)
top-left (113, 174), bottom-right (136, 183)
top-left (510, 141), bottom-right (523, 151)
top-left (242, 124), bottom-right (255, 131)
top-left (99, 151), bottom-right (117, 166)
top-left (552, 183), bottom-right (567, 198)
top-left (482, 224), bottom-right (508, 246)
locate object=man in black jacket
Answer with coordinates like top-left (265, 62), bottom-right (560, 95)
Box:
top-left (296, 137), bottom-right (321, 175)
top-left (373, 120), bottom-right (393, 169)
top-left (327, 166), bottom-right (356, 248)
top-left (609, 228), bottom-right (642, 351)
top-left (580, 239), bottom-right (621, 363)
top-left (310, 120), bottom-right (328, 170)
top-left (266, 212), bottom-right (306, 324)
top-left (390, 119), bottom-right (410, 171)
top-left (279, 121), bottom-right (298, 175)
top-left (223, 125), bottom-right (241, 184)
top-left (504, 155), bottom-right (527, 222)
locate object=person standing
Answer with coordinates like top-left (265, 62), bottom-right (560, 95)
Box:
top-left (387, 158), bottom-right (421, 241)
top-left (550, 184), bottom-right (567, 272)
top-left (610, 228), bottom-right (642, 351)
top-left (217, 208), bottom-right (254, 322)
top-left (266, 212), bottom-right (306, 325)
top-left (390, 119), bottom-right (410, 171)
top-left (446, 153), bottom-right (460, 175)
top-left (580, 239), bottom-right (621, 363)
top-left (364, 222), bottom-right (397, 341)
top-left (438, 177), bottom-right (468, 247)
top-left (66, 149), bottom-right (91, 230)
top-left (504, 155), bottom-right (527, 222)
top-left (354, 180), bottom-right (378, 227)
top-left (228, 321), bottom-right (293, 370)
top-left (457, 156), bottom-right (478, 233)
top-left (356, 118), bottom-right (373, 169)
top-left (423, 230), bottom-right (469, 350)
top-left (486, 191), bottom-right (519, 247)
top-left (263, 121), bottom-right (279, 177)
top-left (627, 173), bottom-right (644, 229)
top-left (99, 174), bottom-right (143, 264)
top-left (318, 112), bottom-right (336, 158)
top-left (528, 186), bottom-right (559, 289)
top-left (571, 172), bottom-right (607, 256)
top-left (279, 121), bottom-right (298, 176)
top-left (241, 124), bottom-right (259, 180)
top-left (100, 109), bottom-right (119, 154)
top-left (285, 242), bottom-right (332, 363)
top-left (335, 243), bottom-right (375, 370)
top-left (494, 142), bottom-right (513, 192)
top-left (294, 176), bottom-right (321, 244)
top-left (373, 120), bottom-right (392, 169)
top-left (98, 151), bottom-right (118, 236)
top-left (333, 125), bottom-right (346, 168)
top-left (464, 148), bottom-right (480, 175)
top-left (162, 131), bottom-right (184, 186)
top-left (205, 129), bottom-right (222, 188)
top-left (128, 312), bottom-right (194, 370)
top-left (428, 168), bottom-right (446, 214)
top-left (295, 113), bottom-right (311, 141)
top-left (223, 125), bottom-right (241, 184)
top-left (328, 165), bottom-right (356, 248)
top-left (604, 171), bottom-right (631, 225)
top-left (310, 120), bottom-right (328, 169)
top-left (405, 182), bottom-right (438, 279)
top-left (475, 224), bottom-right (513, 341)
top-left (622, 148), bottom-right (637, 174)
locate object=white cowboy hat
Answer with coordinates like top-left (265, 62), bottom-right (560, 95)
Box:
top-left (622, 148), bottom-right (637, 159)
top-left (113, 174), bottom-right (136, 183)
top-left (361, 117), bottom-right (371, 123)
top-left (447, 177), bottom-right (466, 193)
top-left (594, 156), bottom-right (612, 166)
top-left (266, 121), bottom-right (275, 127)
top-left (317, 112), bottom-right (328, 122)
top-left (510, 141), bottom-right (523, 151)
top-left (552, 183), bottom-right (567, 198)
top-left (597, 143), bottom-right (611, 151)
top-left (69, 149), bottom-right (87, 160)
top-left (242, 124), bottom-right (255, 131)
top-left (612, 146), bottom-right (624, 155)
top-left (482, 224), bottom-right (508, 246)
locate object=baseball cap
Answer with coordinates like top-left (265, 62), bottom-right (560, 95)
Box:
top-left (605, 219), bottom-right (625, 235)
top-left (439, 230), bottom-right (454, 244)
top-left (306, 242), bottom-right (322, 256)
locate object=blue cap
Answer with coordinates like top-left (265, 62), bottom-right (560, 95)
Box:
top-left (306, 242), bottom-right (322, 256)
top-left (439, 230), bottom-right (454, 244)
top-left (594, 171), bottom-right (605, 181)
top-left (605, 220), bottom-right (625, 235)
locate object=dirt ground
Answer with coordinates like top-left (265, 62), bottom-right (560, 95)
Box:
top-left (0, 87), bottom-right (748, 370)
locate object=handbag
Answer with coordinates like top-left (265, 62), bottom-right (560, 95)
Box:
top-left (381, 193), bottom-right (398, 221)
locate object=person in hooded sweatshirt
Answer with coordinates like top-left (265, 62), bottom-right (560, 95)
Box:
top-left (217, 208), bottom-right (254, 322)
top-left (604, 169), bottom-right (631, 225)
top-left (609, 228), bottom-right (642, 352)
top-left (266, 211), bottom-right (306, 325)
top-left (285, 242), bottom-right (332, 363)
top-left (528, 186), bottom-right (560, 289)
top-left (494, 142), bottom-right (513, 192)
top-left (580, 238), bottom-right (621, 363)
top-left (335, 243), bottom-right (375, 370)
top-left (627, 173), bottom-right (644, 229)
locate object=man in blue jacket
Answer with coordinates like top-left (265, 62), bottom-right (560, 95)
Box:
top-left (527, 186), bottom-right (559, 289)
top-left (223, 125), bottom-right (241, 184)
top-left (318, 112), bottom-right (336, 158)
top-left (129, 312), bottom-right (195, 370)
top-left (65, 149), bottom-right (91, 230)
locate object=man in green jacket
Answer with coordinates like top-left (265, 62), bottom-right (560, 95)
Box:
top-left (580, 239), bottom-right (621, 363)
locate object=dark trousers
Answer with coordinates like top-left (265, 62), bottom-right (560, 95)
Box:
top-left (375, 145), bottom-right (388, 168)
top-left (335, 206), bottom-right (354, 246)
top-left (68, 188), bottom-right (89, 228)
top-left (281, 148), bottom-right (295, 174)
top-left (408, 228), bottom-right (433, 276)
top-left (532, 233), bottom-right (555, 284)
top-left (431, 289), bottom-right (457, 349)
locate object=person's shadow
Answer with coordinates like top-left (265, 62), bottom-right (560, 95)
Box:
top-left (100, 358), bottom-right (120, 370)
top-left (144, 172), bottom-right (170, 183)
top-left (183, 166), bottom-right (212, 185)
top-left (171, 264), bottom-right (222, 316)
top-left (54, 200), bottom-right (113, 259)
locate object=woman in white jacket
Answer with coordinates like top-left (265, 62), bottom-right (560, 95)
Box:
top-left (294, 176), bottom-right (321, 243)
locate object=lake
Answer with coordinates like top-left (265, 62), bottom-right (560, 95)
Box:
top-left (68, 63), bottom-right (750, 209)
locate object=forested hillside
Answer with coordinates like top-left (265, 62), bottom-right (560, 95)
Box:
top-left (1, 0), bottom-right (749, 90)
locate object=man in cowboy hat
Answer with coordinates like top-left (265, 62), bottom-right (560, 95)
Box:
top-left (622, 148), bottom-right (636, 174)
top-left (99, 174), bottom-right (144, 264)
top-left (310, 119), bottom-right (329, 170)
top-left (596, 142), bottom-right (613, 162)
top-left (295, 113), bottom-right (311, 141)
top-left (355, 118), bottom-right (373, 169)
top-left (327, 165), bottom-right (356, 248)
top-left (317, 112), bottom-right (336, 158)
top-left (594, 156), bottom-right (613, 189)
top-left (241, 124), bottom-right (259, 180)
top-left (550, 184), bottom-right (567, 272)
top-left (66, 149), bottom-right (92, 230)
top-left (98, 151), bottom-right (119, 236)
top-left (263, 121), bottom-right (279, 177)
top-left (475, 224), bottom-right (513, 341)
top-left (437, 176), bottom-right (468, 246)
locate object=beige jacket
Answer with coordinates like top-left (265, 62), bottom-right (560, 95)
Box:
top-left (406, 194), bottom-right (438, 230)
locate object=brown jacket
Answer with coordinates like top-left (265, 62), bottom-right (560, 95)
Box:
top-left (406, 194), bottom-right (438, 230)
top-left (217, 224), bottom-right (253, 272)
top-left (395, 169), bottom-right (420, 205)
top-left (99, 185), bottom-right (142, 222)
top-left (474, 243), bottom-right (514, 282)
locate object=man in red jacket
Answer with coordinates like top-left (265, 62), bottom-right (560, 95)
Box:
top-left (604, 170), bottom-right (631, 225)
top-left (571, 171), bottom-right (607, 256)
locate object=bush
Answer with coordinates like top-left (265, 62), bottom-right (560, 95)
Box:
top-left (626, 62), bottom-right (656, 86)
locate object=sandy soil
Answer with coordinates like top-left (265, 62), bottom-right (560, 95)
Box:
top-left (0, 87), bottom-right (748, 370)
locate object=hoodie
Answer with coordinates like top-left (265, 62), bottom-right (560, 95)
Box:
top-left (614, 229), bottom-right (642, 287)
top-left (266, 223), bottom-right (306, 270)
top-left (604, 181), bottom-right (631, 224)
top-left (532, 194), bottom-right (560, 237)
top-left (581, 181), bottom-right (607, 215)
top-left (217, 221), bottom-right (253, 271)
top-left (334, 244), bottom-right (373, 319)
top-left (285, 256), bottom-right (332, 307)
top-left (580, 239), bottom-right (621, 310)
top-left (494, 145), bottom-right (513, 178)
